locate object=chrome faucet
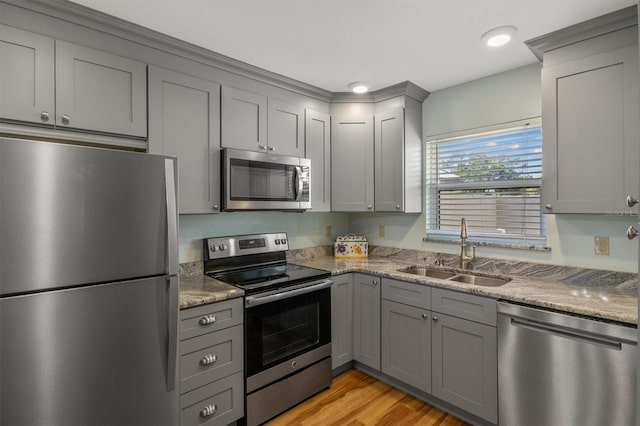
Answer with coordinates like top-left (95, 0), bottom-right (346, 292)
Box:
top-left (459, 218), bottom-right (476, 269)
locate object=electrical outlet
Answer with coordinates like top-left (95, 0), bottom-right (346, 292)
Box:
top-left (325, 225), bottom-right (332, 238)
top-left (594, 236), bottom-right (610, 255)
top-left (378, 225), bottom-right (386, 237)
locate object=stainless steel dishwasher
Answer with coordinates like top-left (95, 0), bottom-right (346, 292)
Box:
top-left (498, 302), bottom-right (637, 426)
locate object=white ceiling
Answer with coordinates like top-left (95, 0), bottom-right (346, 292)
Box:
top-left (69, 0), bottom-right (636, 93)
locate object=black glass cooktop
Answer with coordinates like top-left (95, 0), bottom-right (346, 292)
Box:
top-left (209, 263), bottom-right (330, 294)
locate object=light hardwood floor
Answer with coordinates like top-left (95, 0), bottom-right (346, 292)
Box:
top-left (265, 369), bottom-right (471, 426)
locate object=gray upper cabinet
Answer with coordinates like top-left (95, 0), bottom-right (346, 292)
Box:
top-left (148, 66), bottom-right (221, 214)
top-left (374, 106), bottom-right (422, 213)
top-left (0, 24), bottom-right (54, 126)
top-left (331, 274), bottom-right (353, 370)
top-left (305, 109), bottom-right (331, 212)
top-left (529, 12), bottom-right (639, 214)
top-left (222, 86), bottom-right (305, 157)
top-left (221, 86), bottom-right (268, 152)
top-left (0, 25), bottom-right (147, 138)
top-left (268, 98), bottom-right (305, 157)
top-left (55, 41), bottom-right (147, 137)
top-left (352, 273), bottom-right (380, 370)
top-left (331, 113), bottom-right (374, 212)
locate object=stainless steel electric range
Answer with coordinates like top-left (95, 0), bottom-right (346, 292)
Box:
top-left (203, 232), bottom-right (332, 426)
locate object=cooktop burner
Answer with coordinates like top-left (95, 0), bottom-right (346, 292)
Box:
top-left (203, 232), bottom-right (331, 294)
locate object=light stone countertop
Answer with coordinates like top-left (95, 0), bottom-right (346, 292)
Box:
top-left (179, 275), bottom-right (244, 310)
top-left (290, 256), bottom-right (638, 325)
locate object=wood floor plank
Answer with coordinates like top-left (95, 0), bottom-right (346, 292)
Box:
top-left (265, 369), bottom-right (471, 426)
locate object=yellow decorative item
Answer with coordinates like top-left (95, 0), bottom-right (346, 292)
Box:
top-left (334, 234), bottom-right (368, 258)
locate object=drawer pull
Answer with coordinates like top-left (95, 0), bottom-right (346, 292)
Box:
top-left (200, 404), bottom-right (217, 418)
top-left (199, 315), bottom-right (216, 325)
top-left (200, 354), bottom-right (217, 366)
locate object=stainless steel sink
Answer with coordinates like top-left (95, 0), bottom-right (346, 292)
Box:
top-left (397, 265), bottom-right (511, 287)
top-left (396, 265), bottom-right (456, 279)
top-left (448, 274), bottom-right (511, 287)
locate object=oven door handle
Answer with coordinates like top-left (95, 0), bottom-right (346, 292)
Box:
top-left (245, 279), bottom-right (333, 307)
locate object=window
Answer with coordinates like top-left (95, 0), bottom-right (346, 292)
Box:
top-left (426, 119), bottom-right (545, 244)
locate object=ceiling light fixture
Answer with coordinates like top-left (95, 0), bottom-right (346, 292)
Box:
top-left (481, 26), bottom-right (517, 47)
top-left (348, 82), bottom-right (369, 94)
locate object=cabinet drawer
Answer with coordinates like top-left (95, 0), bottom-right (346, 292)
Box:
top-left (382, 278), bottom-right (430, 309)
top-left (180, 324), bottom-right (243, 393)
top-left (180, 371), bottom-right (244, 426)
top-left (180, 298), bottom-right (243, 340)
top-left (431, 288), bottom-right (497, 326)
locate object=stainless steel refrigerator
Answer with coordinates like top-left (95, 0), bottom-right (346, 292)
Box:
top-left (0, 137), bottom-right (179, 425)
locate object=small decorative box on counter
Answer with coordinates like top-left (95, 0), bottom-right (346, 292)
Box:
top-left (334, 234), bottom-right (368, 258)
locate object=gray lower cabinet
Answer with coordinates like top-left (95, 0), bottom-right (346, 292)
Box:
top-left (381, 300), bottom-right (431, 392)
top-left (331, 274), bottom-right (353, 369)
top-left (148, 66), bottom-right (221, 214)
top-left (431, 288), bottom-right (497, 424)
top-left (179, 298), bottom-right (244, 426)
top-left (0, 24), bottom-right (147, 138)
top-left (305, 109), bottom-right (331, 212)
top-left (534, 21), bottom-right (639, 214)
top-left (352, 273), bottom-right (380, 370)
top-left (331, 113), bottom-right (375, 211)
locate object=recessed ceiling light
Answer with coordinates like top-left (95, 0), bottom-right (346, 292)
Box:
top-left (481, 26), bottom-right (517, 47)
top-left (348, 82), bottom-right (369, 94)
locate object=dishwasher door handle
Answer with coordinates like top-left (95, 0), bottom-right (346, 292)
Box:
top-left (510, 317), bottom-right (623, 350)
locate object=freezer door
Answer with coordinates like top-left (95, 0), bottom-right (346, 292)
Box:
top-left (0, 276), bottom-right (179, 426)
top-left (0, 137), bottom-right (178, 295)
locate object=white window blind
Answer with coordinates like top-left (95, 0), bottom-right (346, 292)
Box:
top-left (426, 121), bottom-right (544, 243)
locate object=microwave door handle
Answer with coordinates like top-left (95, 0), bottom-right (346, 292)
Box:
top-left (295, 166), bottom-right (303, 201)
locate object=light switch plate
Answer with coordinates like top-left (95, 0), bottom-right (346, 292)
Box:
top-left (594, 236), bottom-right (610, 255)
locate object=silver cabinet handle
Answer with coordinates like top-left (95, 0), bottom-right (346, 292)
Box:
top-left (199, 315), bottom-right (216, 325)
top-left (627, 196), bottom-right (639, 207)
top-left (61, 115), bottom-right (70, 125)
top-left (367, 205), bottom-right (373, 210)
top-left (200, 404), bottom-right (217, 418)
top-left (627, 226), bottom-right (639, 240)
top-left (544, 204), bottom-right (552, 210)
top-left (40, 111), bottom-right (50, 122)
top-left (267, 146), bottom-right (275, 151)
top-left (421, 313), bottom-right (428, 319)
top-left (372, 280), bottom-right (378, 286)
top-left (432, 316), bottom-right (438, 321)
top-left (395, 204), bottom-right (401, 210)
top-left (258, 144), bottom-right (267, 150)
top-left (200, 354), bottom-right (217, 366)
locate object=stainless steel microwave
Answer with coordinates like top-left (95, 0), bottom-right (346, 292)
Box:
top-left (222, 148), bottom-right (311, 211)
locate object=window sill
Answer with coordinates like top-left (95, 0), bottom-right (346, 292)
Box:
top-left (422, 236), bottom-right (551, 252)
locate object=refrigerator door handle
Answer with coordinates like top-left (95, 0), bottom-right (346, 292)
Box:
top-left (164, 159), bottom-right (178, 276)
top-left (166, 275), bottom-right (179, 391)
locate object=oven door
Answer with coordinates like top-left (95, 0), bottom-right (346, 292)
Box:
top-left (244, 280), bottom-right (331, 388)
top-left (222, 148), bottom-right (310, 211)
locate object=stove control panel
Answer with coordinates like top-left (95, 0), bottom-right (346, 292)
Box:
top-left (204, 232), bottom-right (289, 260)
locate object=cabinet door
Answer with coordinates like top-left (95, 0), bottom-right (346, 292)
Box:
top-left (432, 313), bottom-right (497, 423)
top-left (268, 98), bottom-right (304, 157)
top-left (0, 24), bottom-right (54, 126)
top-left (306, 109), bottom-right (331, 212)
top-left (352, 273), bottom-right (380, 370)
top-left (221, 86), bottom-right (268, 152)
top-left (542, 45), bottom-right (639, 213)
top-left (331, 114), bottom-right (374, 211)
top-left (55, 40), bottom-right (147, 137)
top-left (148, 67), bottom-right (221, 214)
top-left (381, 300), bottom-right (431, 392)
top-left (331, 274), bottom-right (353, 369)
top-left (375, 107), bottom-right (404, 212)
